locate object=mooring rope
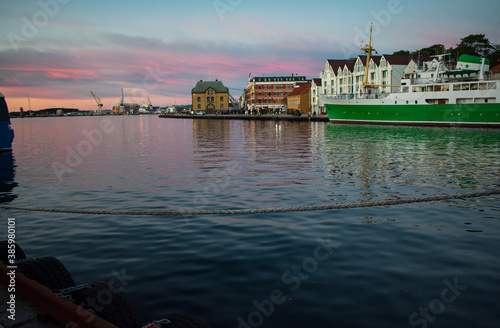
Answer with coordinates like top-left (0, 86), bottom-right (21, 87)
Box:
top-left (1, 190), bottom-right (499, 216)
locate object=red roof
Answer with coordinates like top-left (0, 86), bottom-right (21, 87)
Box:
top-left (490, 64), bottom-right (500, 74)
top-left (287, 84), bottom-right (310, 97)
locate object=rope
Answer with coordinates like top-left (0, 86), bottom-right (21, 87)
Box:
top-left (1, 190), bottom-right (498, 216)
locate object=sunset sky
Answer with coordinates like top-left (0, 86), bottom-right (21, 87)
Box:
top-left (1, 0), bottom-right (499, 111)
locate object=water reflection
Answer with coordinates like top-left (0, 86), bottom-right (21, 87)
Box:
top-left (322, 124), bottom-right (500, 200)
top-left (0, 152), bottom-right (18, 204)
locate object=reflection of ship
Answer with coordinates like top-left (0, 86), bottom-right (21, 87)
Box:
top-left (0, 92), bottom-right (14, 151)
top-left (0, 152), bottom-right (17, 204)
top-left (321, 25), bottom-right (500, 128)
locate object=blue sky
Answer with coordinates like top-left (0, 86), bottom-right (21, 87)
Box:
top-left (1, 0), bottom-right (499, 110)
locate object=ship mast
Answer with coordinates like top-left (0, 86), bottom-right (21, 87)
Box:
top-left (361, 23), bottom-right (375, 89)
top-left (360, 23), bottom-right (400, 90)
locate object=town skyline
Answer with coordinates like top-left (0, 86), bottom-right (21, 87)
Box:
top-left (1, 0), bottom-right (499, 111)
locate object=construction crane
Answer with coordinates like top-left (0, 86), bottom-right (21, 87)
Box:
top-left (227, 87), bottom-right (246, 109)
top-left (90, 91), bottom-right (103, 112)
top-left (27, 94), bottom-right (31, 112)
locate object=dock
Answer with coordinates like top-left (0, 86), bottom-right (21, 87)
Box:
top-left (159, 113), bottom-right (330, 122)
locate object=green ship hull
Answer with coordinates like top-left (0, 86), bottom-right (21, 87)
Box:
top-left (325, 103), bottom-right (500, 128)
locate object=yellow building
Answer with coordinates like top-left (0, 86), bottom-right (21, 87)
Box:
top-left (191, 80), bottom-right (229, 114)
top-left (286, 83), bottom-right (311, 114)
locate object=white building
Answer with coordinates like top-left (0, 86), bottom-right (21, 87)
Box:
top-left (320, 54), bottom-right (419, 97)
top-left (310, 78), bottom-right (324, 114)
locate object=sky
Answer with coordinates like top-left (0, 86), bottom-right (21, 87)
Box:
top-left (1, 0), bottom-right (499, 111)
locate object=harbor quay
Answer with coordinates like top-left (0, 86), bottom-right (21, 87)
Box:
top-left (158, 113), bottom-right (329, 122)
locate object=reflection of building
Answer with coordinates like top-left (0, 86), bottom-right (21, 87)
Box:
top-left (192, 80), bottom-right (229, 114)
top-left (287, 83), bottom-right (311, 114)
top-left (245, 75), bottom-right (308, 114)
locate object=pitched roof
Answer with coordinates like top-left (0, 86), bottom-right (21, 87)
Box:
top-left (288, 84), bottom-right (310, 97)
top-left (382, 55), bottom-right (414, 66)
top-left (312, 78), bottom-right (322, 86)
top-left (358, 55), bottom-right (382, 65)
top-left (327, 59), bottom-right (356, 72)
top-left (491, 64), bottom-right (500, 74)
top-left (192, 80), bottom-right (228, 93)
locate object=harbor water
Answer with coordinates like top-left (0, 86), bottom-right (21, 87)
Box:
top-left (1, 115), bottom-right (499, 327)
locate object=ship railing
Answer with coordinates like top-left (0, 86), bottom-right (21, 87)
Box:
top-left (486, 73), bottom-right (500, 81)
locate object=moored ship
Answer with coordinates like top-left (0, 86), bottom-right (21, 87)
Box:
top-left (0, 92), bottom-right (14, 151)
top-left (322, 27), bottom-right (500, 128)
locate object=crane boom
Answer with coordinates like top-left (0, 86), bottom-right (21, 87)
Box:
top-left (90, 90), bottom-right (103, 111)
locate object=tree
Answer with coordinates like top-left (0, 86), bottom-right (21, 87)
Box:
top-left (488, 44), bottom-right (500, 68)
top-left (454, 34), bottom-right (493, 58)
top-left (393, 50), bottom-right (410, 55)
top-left (417, 44), bottom-right (446, 56)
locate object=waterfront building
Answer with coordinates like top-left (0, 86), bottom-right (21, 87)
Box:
top-left (310, 78), bottom-right (324, 114)
top-left (245, 75), bottom-right (308, 114)
top-left (320, 54), bottom-right (421, 97)
top-left (353, 56), bottom-right (382, 94)
top-left (287, 83), bottom-right (311, 114)
top-left (192, 80), bottom-right (229, 114)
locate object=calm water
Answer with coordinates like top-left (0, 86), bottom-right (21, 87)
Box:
top-left (1, 115), bottom-right (500, 328)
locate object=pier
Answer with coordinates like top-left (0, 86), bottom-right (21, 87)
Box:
top-left (158, 113), bottom-right (329, 122)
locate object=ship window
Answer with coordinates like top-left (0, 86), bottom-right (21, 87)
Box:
top-left (453, 84), bottom-right (460, 91)
top-left (474, 98), bottom-right (495, 104)
top-left (479, 83), bottom-right (488, 90)
top-left (488, 82), bottom-right (497, 90)
top-left (442, 84), bottom-right (450, 92)
top-left (403, 87), bottom-right (409, 93)
top-left (412, 86), bottom-right (419, 92)
top-left (406, 101), bottom-right (409, 104)
top-left (415, 101), bottom-right (417, 104)
top-left (457, 98), bottom-right (474, 104)
top-left (471, 83), bottom-right (478, 90)
top-left (425, 99), bottom-right (448, 104)
top-left (434, 85), bottom-right (441, 92)
top-left (461, 84), bottom-right (470, 91)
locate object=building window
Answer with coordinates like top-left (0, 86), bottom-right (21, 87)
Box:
top-left (197, 97), bottom-right (201, 102)
top-left (198, 104), bottom-right (201, 109)
top-left (220, 96), bottom-right (223, 102)
top-left (220, 104), bottom-right (224, 109)
top-left (207, 97), bottom-right (210, 102)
